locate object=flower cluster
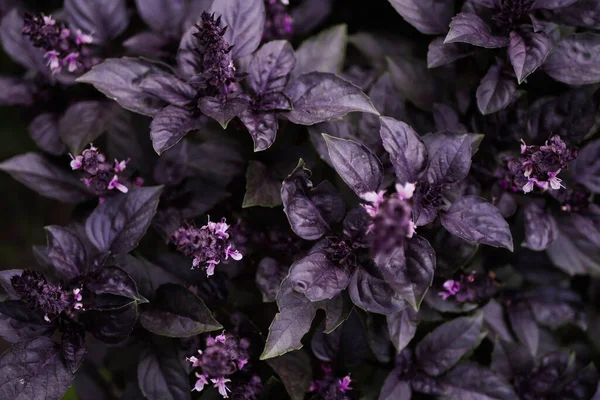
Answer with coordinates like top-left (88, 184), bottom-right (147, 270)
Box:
top-left (70, 144), bottom-right (133, 197)
top-left (505, 136), bottom-right (578, 194)
top-left (186, 332), bottom-right (250, 398)
top-left (263, 0), bottom-right (293, 41)
top-left (193, 12), bottom-right (238, 98)
top-left (11, 271), bottom-right (82, 321)
top-left (310, 364), bottom-right (353, 400)
top-left (361, 183), bottom-right (416, 255)
top-left (439, 271), bottom-right (498, 303)
top-left (22, 13), bottom-right (94, 74)
top-left (492, 0), bottom-right (534, 30)
top-left (171, 217), bottom-right (243, 276)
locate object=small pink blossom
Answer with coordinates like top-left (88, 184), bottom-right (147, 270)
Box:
top-left (439, 280), bottom-right (461, 300)
top-left (206, 259), bottom-right (220, 276)
top-left (215, 332), bottom-right (227, 343)
top-left (75, 29), bottom-right (93, 45)
top-left (135, 177), bottom-right (145, 187)
top-left (45, 50), bottom-right (61, 72)
top-left (395, 182), bottom-right (416, 200)
top-left (64, 52), bottom-right (80, 73)
top-left (309, 381), bottom-right (322, 392)
top-left (42, 14), bottom-right (55, 26)
top-left (548, 170), bottom-right (564, 190)
top-left (520, 138), bottom-right (527, 154)
top-left (114, 159), bottom-right (128, 172)
top-left (192, 373), bottom-right (209, 392)
top-left (108, 175), bottom-right (129, 193)
top-left (338, 375), bottom-right (353, 393)
top-left (69, 154), bottom-right (83, 170)
top-left (186, 350), bottom-right (203, 367)
top-left (225, 245), bottom-right (242, 261)
top-left (211, 377), bottom-right (231, 398)
top-left (60, 28), bottom-right (71, 39)
top-left (237, 358), bottom-right (248, 370)
top-left (361, 190), bottom-right (386, 217)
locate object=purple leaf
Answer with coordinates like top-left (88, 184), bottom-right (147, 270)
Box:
top-left (386, 307), bottom-right (418, 352)
top-left (266, 350), bottom-right (313, 400)
top-left (0, 301), bottom-right (54, 343)
top-left (198, 96), bottom-right (249, 129)
top-left (531, 0), bottom-right (578, 9)
top-left (348, 266), bottom-right (408, 315)
top-left (441, 196), bottom-right (514, 250)
top-left (445, 13), bottom-right (509, 48)
top-left (423, 132), bottom-right (473, 185)
top-left (150, 105), bottom-right (204, 154)
top-left (293, 24), bottom-right (347, 78)
top-left (415, 313), bottom-right (484, 376)
top-left (427, 37), bottom-right (473, 68)
top-left (377, 236), bottom-right (436, 310)
top-left (433, 103), bottom-right (467, 132)
top-left (281, 160), bottom-right (330, 240)
top-left (0, 10), bottom-right (47, 73)
top-left (380, 116), bottom-right (428, 184)
top-left (476, 64), bottom-right (519, 115)
top-left (308, 119), bottom-right (357, 166)
top-left (87, 266), bottom-right (145, 303)
top-left (550, 0), bottom-right (600, 30)
top-left (0, 153), bottom-right (91, 203)
top-left (210, 0), bottom-right (266, 59)
top-left (65, 0), bottom-right (130, 44)
top-left (77, 58), bottom-right (169, 116)
top-left (137, 345), bottom-right (191, 400)
top-left (139, 284), bottom-right (222, 337)
top-left (547, 214), bottom-right (600, 275)
top-left (176, 24), bottom-right (202, 79)
top-left (482, 299), bottom-right (513, 342)
top-left (380, 374), bottom-right (411, 400)
top-left (139, 74), bottom-right (196, 108)
top-left (259, 92), bottom-right (293, 111)
top-left (256, 257), bottom-right (289, 303)
top-left (387, 56), bottom-right (436, 111)
top-left (571, 138), bottom-right (600, 193)
top-left (243, 161), bottom-right (283, 208)
top-left (28, 113), bottom-right (66, 156)
top-left (0, 337), bottom-right (74, 399)
top-left (508, 29), bottom-right (552, 84)
top-left (239, 110), bottom-right (279, 152)
top-left (289, 251), bottom-right (350, 302)
top-left (58, 101), bottom-right (110, 155)
top-left (0, 270), bottom-right (22, 300)
top-left (388, 0), bottom-right (455, 35)
top-left (491, 339), bottom-right (534, 380)
top-left (522, 202), bottom-right (558, 251)
top-left (85, 186), bottom-right (163, 254)
top-left (135, 0), bottom-right (186, 34)
top-left (45, 226), bottom-right (87, 281)
top-left (249, 40), bottom-right (296, 94)
top-left (283, 72), bottom-right (379, 125)
top-left (309, 181), bottom-right (346, 225)
top-left (543, 33), bottom-right (600, 85)
top-left (508, 300), bottom-right (539, 355)
top-left (0, 77), bottom-right (36, 106)
top-left (323, 134), bottom-right (384, 196)
top-left (290, 0), bottom-right (334, 36)
top-left (61, 326), bottom-right (86, 374)
top-left (123, 31), bottom-right (172, 58)
top-left (440, 362), bottom-right (518, 400)
top-left (80, 301), bottom-right (137, 344)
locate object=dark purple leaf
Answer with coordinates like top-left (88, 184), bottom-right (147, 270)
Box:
top-left (380, 374), bottom-right (411, 400)
top-left (388, 0), bottom-right (455, 35)
top-left (261, 278), bottom-right (351, 359)
top-left (135, 0), bottom-right (186, 33)
top-left (140, 284), bottom-right (221, 337)
top-left (239, 109), bottom-right (279, 152)
top-left (210, 0), bottom-right (265, 59)
top-left (293, 24), bottom-right (346, 78)
top-left (249, 40), bottom-right (296, 94)
top-left (266, 350), bottom-right (313, 400)
top-left (58, 101), bottom-right (110, 155)
top-left (87, 266), bottom-right (145, 303)
top-left (85, 186), bottom-right (163, 254)
top-left (242, 161), bottom-right (283, 208)
top-left (386, 307), bottom-right (418, 352)
top-left (531, 0), bottom-right (578, 9)
top-left (289, 251), bottom-right (350, 302)
top-left (65, 0), bottom-right (129, 44)
top-left (77, 58), bottom-right (169, 116)
top-left (290, 0), bottom-right (334, 36)
top-left (482, 299), bottom-right (513, 342)
top-left (476, 64), bottom-right (519, 115)
top-left (0, 301), bottom-right (54, 343)
top-left (440, 362), bottom-right (517, 400)
top-left (571, 138), bottom-right (600, 192)
top-left (508, 29), bottom-right (552, 84)
top-left (115, 255), bottom-right (183, 301)
top-left (543, 33), bottom-right (600, 85)
top-left (323, 134), bottom-right (384, 196)
top-left (81, 301), bottom-right (137, 344)
top-left (0, 77), bottom-right (36, 106)
top-left (198, 96), bottom-right (249, 129)
top-left (343, 207), bottom-right (371, 246)
top-left (547, 214), bottom-right (600, 275)
top-left (386, 56), bottom-right (436, 111)
top-left (427, 37), bottom-right (473, 68)
top-left (176, 24), bottom-right (202, 79)
top-left (0, 270), bottom-right (22, 300)
top-left (0, 153), bottom-right (91, 203)
top-left (550, 0), bottom-right (600, 30)
top-left (28, 114), bottom-right (66, 156)
top-left (508, 300), bottom-right (539, 355)
top-left (123, 31), bottom-right (172, 58)
top-left (283, 72), bottom-right (379, 125)
top-left (415, 313), bottom-right (484, 376)
top-left (445, 13), bottom-right (509, 48)
top-left (138, 345), bottom-right (192, 400)
top-left (61, 326), bottom-right (86, 374)
top-left (380, 117), bottom-right (428, 184)
top-left (150, 105), bottom-right (204, 154)
top-left (348, 266), bottom-right (408, 315)
top-left (259, 92), bottom-right (293, 111)
top-left (433, 104), bottom-right (467, 132)
top-left (441, 196), bottom-right (513, 250)
top-left (423, 132), bottom-right (472, 185)
top-left (309, 181), bottom-right (346, 225)
top-left (139, 74), bottom-right (196, 108)
top-left (0, 337), bottom-right (74, 399)
top-left (491, 338), bottom-right (534, 379)
top-left (0, 10), bottom-right (47, 72)
top-left (308, 119), bottom-right (357, 166)
top-left (522, 202), bottom-right (558, 251)
top-left (45, 226), bottom-right (86, 281)
top-left (256, 257), bottom-right (289, 303)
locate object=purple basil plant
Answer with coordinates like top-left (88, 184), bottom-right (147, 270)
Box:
top-left (0, 0), bottom-right (598, 399)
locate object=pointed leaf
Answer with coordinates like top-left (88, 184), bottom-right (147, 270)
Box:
top-left (543, 33), bottom-right (600, 85)
top-left (266, 350), bottom-right (313, 400)
top-left (87, 266), bottom-right (145, 303)
top-left (243, 161), bottom-right (282, 208)
top-left (380, 116), bottom-right (428, 184)
top-left (388, 0), bottom-right (454, 35)
top-left (80, 301), bottom-right (137, 344)
top-left (28, 113), bottom-right (66, 156)
top-left (249, 40), bottom-right (296, 94)
top-left (507, 300), bottom-right (539, 356)
top-left (289, 251), bottom-right (350, 302)
top-left (138, 74), bottom-right (196, 108)
top-left (0, 301), bottom-right (54, 343)
top-left (439, 362), bottom-right (517, 400)
top-left (0, 10), bottom-right (47, 72)
top-left (65, 0), bottom-right (129, 44)
top-left (423, 132), bottom-right (472, 185)
top-left (198, 96), bottom-right (249, 129)
top-left (150, 105), bottom-right (204, 154)
top-left (522, 202), bottom-right (558, 251)
top-left (508, 29), bottom-right (552, 84)
top-left (476, 64), bottom-right (519, 115)
top-left (427, 37), bottom-right (472, 68)
top-left (348, 267), bottom-right (408, 315)
top-left (386, 56), bottom-right (436, 111)
top-left (445, 13), bottom-right (509, 48)
top-left (386, 307), bottom-right (418, 352)
top-left (138, 345), bottom-right (191, 400)
top-left (239, 109), bottom-right (279, 152)
top-left (379, 374), bottom-right (411, 400)
top-left (210, 0), bottom-right (265, 59)
top-left (293, 24), bottom-right (347, 78)
top-left (45, 226), bottom-right (87, 281)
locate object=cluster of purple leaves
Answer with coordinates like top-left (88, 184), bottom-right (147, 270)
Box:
top-left (0, 0), bottom-right (599, 399)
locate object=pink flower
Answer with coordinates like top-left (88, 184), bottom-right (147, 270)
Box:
top-left (206, 259), bottom-right (220, 276)
top-left (114, 159), bottom-right (128, 172)
top-left (237, 358), bottom-right (248, 370)
top-left (215, 332), bottom-right (227, 343)
top-left (395, 182), bottom-right (416, 200)
top-left (69, 154), bottom-right (83, 170)
top-left (42, 14), bottom-right (55, 26)
top-left (186, 350), bottom-right (203, 367)
top-left (225, 245), bottom-right (242, 261)
top-left (75, 29), bottom-right (93, 45)
top-left (361, 190), bottom-right (386, 217)
top-left (309, 381), bottom-right (322, 392)
top-left (108, 175), bottom-right (129, 193)
top-left (73, 288), bottom-right (82, 302)
top-left (60, 28), bottom-right (71, 39)
top-left (439, 280), bottom-right (461, 300)
top-left (64, 52), bottom-right (80, 73)
top-left (548, 170), bottom-right (564, 190)
top-left (192, 373), bottom-right (209, 392)
top-left (135, 177), bottom-right (145, 187)
top-left (211, 377), bottom-right (231, 398)
top-left (338, 375), bottom-right (353, 393)
top-left (522, 179), bottom-right (535, 194)
top-left (520, 138), bottom-right (527, 154)
top-left (45, 50), bottom-right (61, 72)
